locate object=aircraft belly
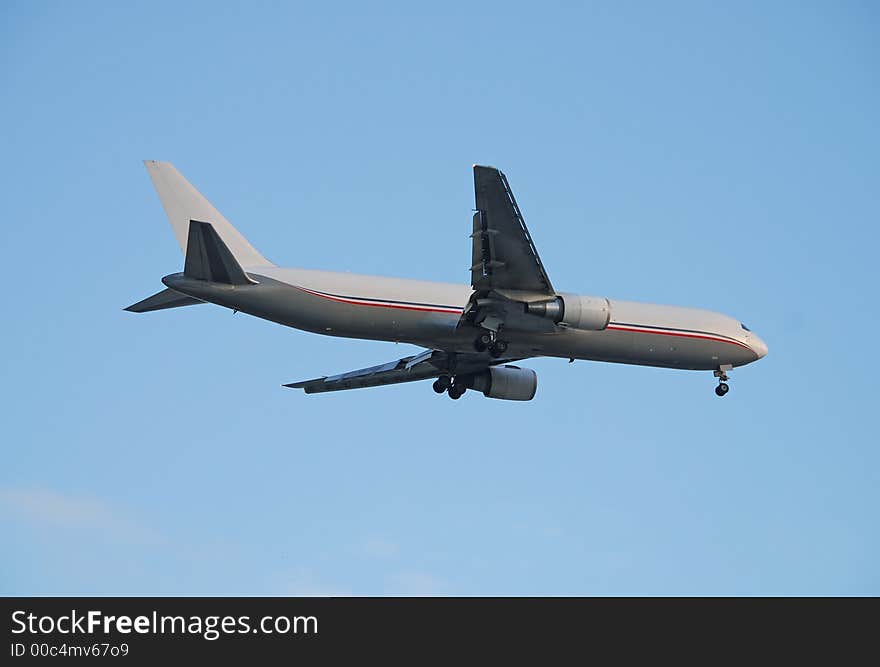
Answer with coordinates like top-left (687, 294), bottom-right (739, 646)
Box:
top-left (195, 276), bottom-right (459, 342)
top-left (506, 327), bottom-right (754, 370)
top-left (624, 332), bottom-right (740, 370)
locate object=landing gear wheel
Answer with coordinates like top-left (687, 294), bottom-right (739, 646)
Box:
top-left (433, 376), bottom-right (451, 394)
top-left (713, 366), bottom-right (731, 397)
top-left (474, 332), bottom-right (492, 352)
top-left (488, 340), bottom-right (508, 358)
top-left (448, 384), bottom-right (466, 400)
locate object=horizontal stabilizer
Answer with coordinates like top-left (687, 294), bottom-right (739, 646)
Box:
top-left (184, 220), bottom-right (258, 285)
top-left (124, 288), bottom-right (204, 313)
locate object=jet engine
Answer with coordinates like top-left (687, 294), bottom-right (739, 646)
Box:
top-left (465, 366), bottom-right (538, 401)
top-left (526, 293), bottom-right (611, 331)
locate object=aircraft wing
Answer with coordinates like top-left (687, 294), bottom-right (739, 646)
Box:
top-left (471, 165), bottom-right (554, 295)
top-left (284, 350), bottom-right (510, 394)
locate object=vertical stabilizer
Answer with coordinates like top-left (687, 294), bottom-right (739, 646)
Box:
top-left (143, 160), bottom-right (273, 267)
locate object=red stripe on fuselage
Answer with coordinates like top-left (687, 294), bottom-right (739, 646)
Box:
top-left (606, 324), bottom-right (752, 350)
top-left (293, 285), bottom-right (464, 314)
top-left (292, 286), bottom-right (750, 350)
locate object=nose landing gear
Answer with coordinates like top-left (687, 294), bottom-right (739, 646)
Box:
top-left (713, 365), bottom-right (732, 397)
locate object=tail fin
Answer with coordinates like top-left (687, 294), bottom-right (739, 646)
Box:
top-left (143, 160), bottom-right (273, 267)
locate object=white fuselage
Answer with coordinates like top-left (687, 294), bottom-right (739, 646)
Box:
top-left (166, 266), bottom-right (768, 372)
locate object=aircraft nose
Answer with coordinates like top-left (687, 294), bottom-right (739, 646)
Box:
top-left (751, 335), bottom-right (768, 360)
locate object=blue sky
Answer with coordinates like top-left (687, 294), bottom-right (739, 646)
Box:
top-left (1, 1), bottom-right (877, 595)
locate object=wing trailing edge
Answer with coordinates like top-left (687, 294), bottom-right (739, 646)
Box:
top-left (284, 351), bottom-right (519, 394)
top-left (471, 165), bottom-right (554, 294)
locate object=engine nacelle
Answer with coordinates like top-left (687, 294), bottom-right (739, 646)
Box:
top-left (526, 293), bottom-right (611, 331)
top-left (467, 366), bottom-right (538, 401)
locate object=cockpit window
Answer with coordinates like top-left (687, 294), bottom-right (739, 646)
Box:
top-left (741, 323), bottom-right (751, 332)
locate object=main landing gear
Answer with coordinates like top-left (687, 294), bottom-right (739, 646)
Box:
top-left (473, 331), bottom-right (508, 358)
top-left (433, 375), bottom-right (466, 400)
top-left (714, 366), bottom-right (732, 397)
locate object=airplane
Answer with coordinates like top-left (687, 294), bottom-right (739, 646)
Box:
top-left (127, 161), bottom-right (767, 401)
